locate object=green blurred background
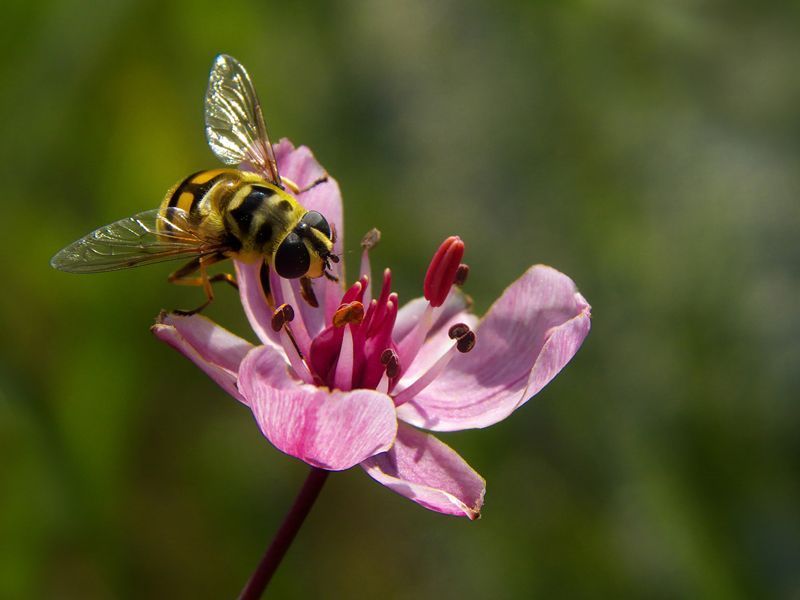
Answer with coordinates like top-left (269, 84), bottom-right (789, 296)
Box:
top-left (2, 0), bottom-right (799, 597)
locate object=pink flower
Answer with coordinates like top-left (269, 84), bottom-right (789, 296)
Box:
top-left (152, 139), bottom-right (591, 520)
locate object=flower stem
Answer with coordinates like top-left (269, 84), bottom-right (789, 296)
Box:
top-left (238, 467), bottom-right (329, 599)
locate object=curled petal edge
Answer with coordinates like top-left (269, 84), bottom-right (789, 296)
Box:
top-left (151, 312), bottom-right (252, 405)
top-left (361, 423), bottom-right (485, 520)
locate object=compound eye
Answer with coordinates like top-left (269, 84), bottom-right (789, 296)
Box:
top-left (274, 233), bottom-right (311, 279)
top-left (299, 211), bottom-right (331, 240)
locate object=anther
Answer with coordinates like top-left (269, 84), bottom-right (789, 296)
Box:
top-left (271, 303), bottom-right (295, 332)
top-left (456, 331), bottom-right (476, 353)
top-left (448, 323), bottom-right (471, 339)
top-left (424, 236), bottom-right (465, 308)
top-left (333, 301), bottom-right (365, 327)
top-left (361, 228), bottom-right (381, 250)
top-left (454, 264), bottom-right (469, 287)
top-left (380, 348), bottom-right (400, 378)
top-left (448, 322), bottom-right (476, 353)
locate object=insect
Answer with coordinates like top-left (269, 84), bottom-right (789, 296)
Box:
top-left (51, 54), bottom-right (338, 314)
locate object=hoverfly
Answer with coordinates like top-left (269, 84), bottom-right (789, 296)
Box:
top-left (51, 54), bottom-right (338, 314)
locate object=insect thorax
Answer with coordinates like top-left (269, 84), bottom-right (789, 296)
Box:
top-left (159, 170), bottom-right (305, 259)
top-left (219, 178), bottom-right (305, 258)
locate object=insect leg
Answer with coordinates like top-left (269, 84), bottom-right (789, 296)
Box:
top-left (168, 253), bottom-right (233, 315)
top-left (281, 174), bottom-right (329, 195)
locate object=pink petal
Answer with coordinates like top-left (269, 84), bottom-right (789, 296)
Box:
top-left (234, 260), bottom-right (283, 350)
top-left (151, 313), bottom-right (253, 405)
top-left (273, 138), bottom-right (345, 326)
top-left (361, 423), bottom-right (485, 519)
top-left (239, 345), bottom-right (398, 471)
top-left (396, 265), bottom-right (591, 431)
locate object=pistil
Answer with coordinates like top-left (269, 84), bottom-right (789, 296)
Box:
top-left (397, 237), bottom-right (466, 371)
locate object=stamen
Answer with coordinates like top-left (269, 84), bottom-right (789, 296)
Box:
top-left (454, 263), bottom-right (469, 287)
top-left (279, 276), bottom-right (312, 354)
top-left (393, 323), bottom-right (476, 406)
top-left (396, 303), bottom-right (435, 372)
top-left (423, 236), bottom-right (465, 308)
top-left (373, 349), bottom-right (399, 395)
top-left (456, 331), bottom-right (476, 353)
top-left (448, 322), bottom-right (477, 353)
top-left (448, 323), bottom-right (470, 339)
top-left (360, 229), bottom-right (381, 307)
top-left (333, 301), bottom-right (365, 327)
top-left (270, 304), bottom-right (314, 384)
top-left (333, 325), bottom-right (354, 390)
top-left (380, 348), bottom-right (400, 378)
top-left (271, 303), bottom-right (295, 332)
top-left (279, 330), bottom-right (315, 384)
top-left (361, 228), bottom-right (381, 251)
top-left (376, 372), bottom-right (390, 394)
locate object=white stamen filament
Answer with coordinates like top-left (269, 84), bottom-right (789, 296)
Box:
top-left (392, 341), bottom-right (460, 407)
top-left (396, 303), bottom-right (439, 372)
top-left (333, 324), bottom-right (354, 391)
top-left (279, 276), bottom-right (312, 356)
top-left (280, 328), bottom-right (315, 385)
top-left (376, 371), bottom-right (390, 394)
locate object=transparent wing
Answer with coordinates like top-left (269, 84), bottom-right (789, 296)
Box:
top-left (50, 208), bottom-right (226, 273)
top-left (205, 54), bottom-right (281, 185)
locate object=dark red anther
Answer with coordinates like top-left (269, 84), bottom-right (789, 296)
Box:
top-left (380, 348), bottom-right (400, 378)
top-left (271, 303), bottom-right (295, 332)
top-left (424, 236), bottom-right (465, 308)
top-left (454, 264), bottom-right (469, 287)
top-left (448, 323), bottom-right (471, 339)
top-left (447, 322), bottom-right (476, 353)
top-left (456, 331), bottom-right (476, 353)
top-left (333, 301), bottom-right (365, 327)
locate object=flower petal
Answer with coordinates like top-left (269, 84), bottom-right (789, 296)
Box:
top-left (151, 312), bottom-right (253, 404)
top-left (396, 265), bottom-right (591, 431)
top-left (273, 138), bottom-right (345, 328)
top-left (239, 345), bottom-right (398, 471)
top-left (234, 260), bottom-right (283, 350)
top-left (361, 423), bottom-right (485, 519)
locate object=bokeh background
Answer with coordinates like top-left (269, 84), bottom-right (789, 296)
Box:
top-left (2, 0), bottom-right (799, 598)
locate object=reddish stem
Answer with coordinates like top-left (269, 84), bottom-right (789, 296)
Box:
top-left (238, 467), bottom-right (329, 599)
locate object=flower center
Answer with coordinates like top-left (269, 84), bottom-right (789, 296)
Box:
top-left (270, 234), bottom-right (476, 396)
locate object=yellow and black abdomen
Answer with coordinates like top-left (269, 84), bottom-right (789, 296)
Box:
top-left (159, 168), bottom-right (234, 221)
